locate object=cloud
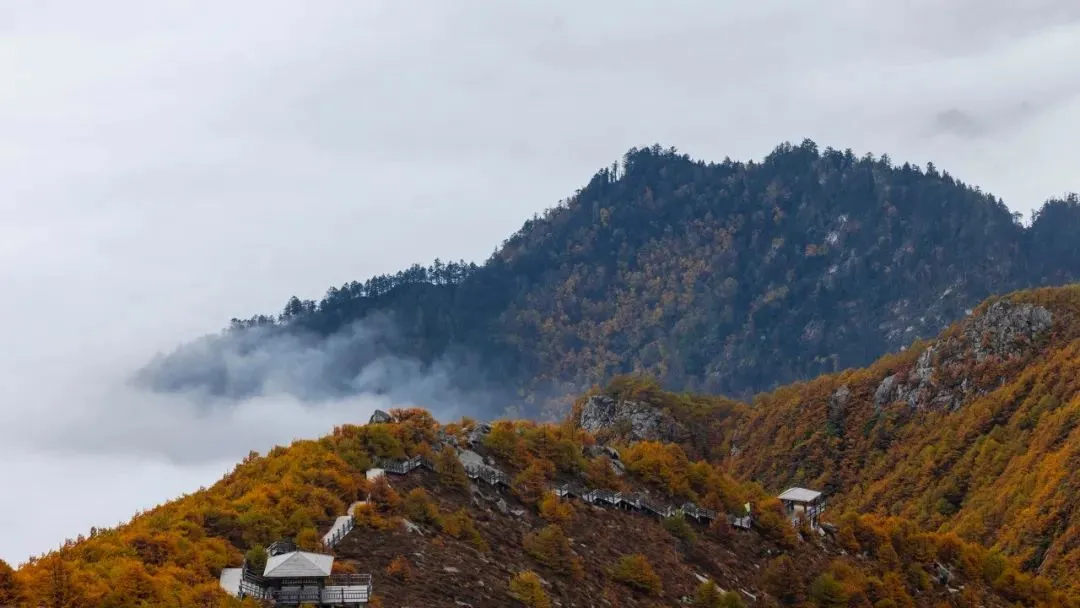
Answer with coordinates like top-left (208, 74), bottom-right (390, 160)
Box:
top-left (131, 314), bottom-right (514, 423)
top-left (931, 109), bottom-right (989, 139)
top-left (3, 0), bottom-right (1080, 564)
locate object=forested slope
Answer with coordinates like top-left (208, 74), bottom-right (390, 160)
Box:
top-left (140, 141), bottom-right (1080, 416)
top-left (4, 409), bottom-right (1067, 607)
top-left (721, 285), bottom-right (1080, 592)
top-left (575, 285), bottom-right (1080, 594)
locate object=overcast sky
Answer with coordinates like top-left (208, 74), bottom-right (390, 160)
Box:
top-left (2, 0), bottom-right (1079, 564)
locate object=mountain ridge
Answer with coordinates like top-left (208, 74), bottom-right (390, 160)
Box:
top-left (138, 140), bottom-right (1080, 418)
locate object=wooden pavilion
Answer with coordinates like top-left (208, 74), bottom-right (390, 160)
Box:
top-left (221, 539), bottom-right (372, 606)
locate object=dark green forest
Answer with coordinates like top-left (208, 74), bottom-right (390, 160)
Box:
top-left (141, 140), bottom-right (1080, 417)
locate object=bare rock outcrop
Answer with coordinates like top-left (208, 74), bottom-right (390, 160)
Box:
top-left (873, 299), bottom-right (1052, 411)
top-left (827, 385), bottom-right (851, 433)
top-left (961, 300), bottom-right (1052, 361)
top-left (578, 394), bottom-right (664, 441)
top-left (369, 409), bottom-right (394, 424)
top-left (467, 422), bottom-right (492, 446)
top-left (576, 393), bottom-right (704, 449)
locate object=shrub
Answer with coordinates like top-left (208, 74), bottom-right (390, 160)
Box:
top-left (693, 581), bottom-right (744, 608)
top-left (514, 460), bottom-right (555, 504)
top-left (809, 573), bottom-right (849, 608)
top-left (0, 558), bottom-right (20, 605)
top-left (610, 554), bottom-right (662, 595)
top-left (508, 570), bottom-right (552, 608)
top-left (520, 422), bottom-right (585, 473)
top-left (439, 509), bottom-right (489, 552)
top-left (585, 456), bottom-right (625, 491)
top-left (754, 498), bottom-right (797, 549)
top-left (352, 502), bottom-right (394, 530)
top-left (621, 441), bottom-right (693, 496)
top-left (524, 525), bottom-right (583, 578)
top-left (244, 545), bottom-right (268, 573)
top-left (484, 421), bottom-right (526, 465)
top-left (434, 445), bottom-right (469, 490)
top-left (881, 572), bottom-right (914, 608)
top-left (762, 555), bottom-right (803, 605)
top-left (332, 560), bottom-right (358, 574)
top-left (295, 527), bottom-right (324, 552)
top-left (385, 556), bottom-right (413, 581)
top-left (663, 514), bottom-right (697, 545)
top-left (707, 516), bottom-right (733, 542)
top-left (368, 475), bottom-right (402, 515)
top-left (404, 488), bottom-right (440, 525)
top-left (835, 514), bottom-right (862, 553)
top-left (539, 491), bottom-right (574, 525)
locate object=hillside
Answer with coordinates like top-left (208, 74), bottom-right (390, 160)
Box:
top-left (5, 409), bottom-right (1067, 607)
top-left (137, 141), bottom-right (1080, 416)
top-left (726, 285), bottom-right (1080, 593)
top-left (575, 285), bottom-right (1080, 595)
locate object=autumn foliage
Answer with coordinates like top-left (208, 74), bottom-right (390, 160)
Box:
top-left (610, 554), bottom-right (662, 595)
top-left (524, 525), bottom-right (583, 579)
top-left (693, 581), bottom-right (744, 608)
top-left (385, 556), bottom-right (413, 581)
top-left (729, 286), bottom-right (1080, 594)
top-left (508, 570), bottom-right (552, 608)
top-left (6, 408), bottom-right (439, 607)
top-left (403, 488), bottom-right (440, 525)
top-left (538, 491), bottom-right (574, 526)
top-left (0, 559), bottom-right (21, 606)
top-left (5, 369), bottom-right (1080, 608)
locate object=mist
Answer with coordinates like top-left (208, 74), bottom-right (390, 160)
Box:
top-left (0, 322), bottom-right (436, 564)
top-left (133, 313), bottom-right (517, 422)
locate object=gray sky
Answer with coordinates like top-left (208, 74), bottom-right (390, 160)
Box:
top-left (2, 0), bottom-right (1079, 564)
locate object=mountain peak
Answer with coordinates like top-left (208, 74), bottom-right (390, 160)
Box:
top-left (140, 143), bottom-right (1080, 419)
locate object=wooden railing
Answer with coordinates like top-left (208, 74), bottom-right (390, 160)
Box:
top-left (378, 455), bottom-right (737, 527)
top-left (237, 567), bottom-right (372, 605)
top-left (464, 462), bottom-right (510, 487)
top-left (380, 455), bottom-right (430, 475)
top-left (269, 584), bottom-right (371, 605)
top-left (324, 516), bottom-right (355, 549)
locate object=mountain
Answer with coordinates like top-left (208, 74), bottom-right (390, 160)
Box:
top-left (729, 285), bottom-right (1080, 594)
top-left (5, 408), bottom-right (1067, 607)
top-left (139, 140), bottom-right (1080, 417)
top-left (575, 285), bottom-right (1080, 595)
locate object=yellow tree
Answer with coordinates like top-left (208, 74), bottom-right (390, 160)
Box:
top-left (0, 558), bottom-right (21, 606)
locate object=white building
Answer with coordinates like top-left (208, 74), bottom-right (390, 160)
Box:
top-left (777, 487), bottom-right (826, 529)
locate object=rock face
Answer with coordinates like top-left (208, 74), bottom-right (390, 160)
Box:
top-left (826, 385), bottom-right (851, 434)
top-left (578, 394), bottom-right (664, 441)
top-left (467, 422), bottom-right (492, 446)
top-left (961, 300), bottom-right (1052, 361)
top-left (369, 409), bottom-right (394, 424)
top-left (873, 299), bottom-right (1053, 411)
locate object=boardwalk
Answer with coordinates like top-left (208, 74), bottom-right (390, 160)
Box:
top-left (379, 450), bottom-right (728, 528)
top-left (323, 515), bottom-right (355, 548)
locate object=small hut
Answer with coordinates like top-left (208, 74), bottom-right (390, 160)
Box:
top-left (777, 487), bottom-right (826, 529)
top-left (224, 539), bottom-right (373, 606)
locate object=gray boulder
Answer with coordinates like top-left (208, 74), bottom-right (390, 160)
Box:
top-left (369, 409), bottom-right (393, 424)
top-left (579, 394), bottom-right (663, 441)
top-left (467, 422), bottom-right (492, 446)
top-left (962, 300), bottom-right (1052, 362)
